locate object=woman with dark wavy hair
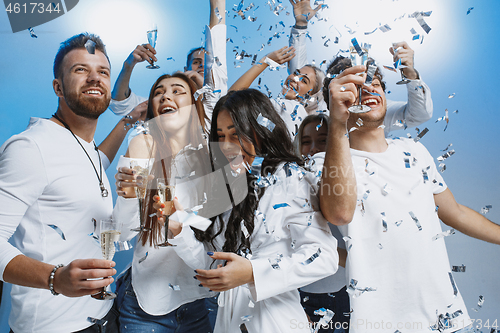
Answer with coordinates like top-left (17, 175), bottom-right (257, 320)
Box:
top-left (167, 88), bottom-right (339, 333)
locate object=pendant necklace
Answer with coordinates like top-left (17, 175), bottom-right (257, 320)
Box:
top-left (52, 113), bottom-right (108, 197)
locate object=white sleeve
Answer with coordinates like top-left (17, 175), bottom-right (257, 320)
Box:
top-left (202, 24), bottom-right (228, 125)
top-left (0, 137), bottom-right (47, 280)
top-left (112, 196), bottom-right (139, 242)
top-left (383, 78), bottom-right (433, 135)
top-left (109, 91), bottom-right (148, 117)
top-left (248, 170), bottom-right (339, 302)
top-left (170, 223), bottom-right (216, 270)
top-left (288, 27), bottom-right (308, 75)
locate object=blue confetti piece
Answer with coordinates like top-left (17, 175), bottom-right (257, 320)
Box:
top-left (351, 38), bottom-right (364, 57)
top-left (48, 224), bottom-right (66, 240)
top-left (290, 104), bottom-right (299, 121)
top-left (273, 203), bottom-right (290, 210)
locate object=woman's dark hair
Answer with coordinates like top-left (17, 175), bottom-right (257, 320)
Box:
top-left (322, 56), bottom-right (386, 109)
top-left (294, 113), bottom-right (330, 156)
top-left (195, 89), bottom-right (303, 254)
top-left (139, 72), bottom-right (210, 247)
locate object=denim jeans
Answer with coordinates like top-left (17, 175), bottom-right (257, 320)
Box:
top-left (116, 268), bottom-right (213, 333)
top-left (300, 287), bottom-right (350, 333)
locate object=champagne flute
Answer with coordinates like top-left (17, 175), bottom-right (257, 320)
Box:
top-left (146, 24), bottom-right (160, 69)
top-left (393, 43), bottom-right (410, 85)
top-left (156, 178), bottom-right (176, 247)
top-left (92, 219), bottom-right (122, 300)
top-left (130, 160), bottom-right (152, 232)
top-left (347, 39), bottom-right (371, 114)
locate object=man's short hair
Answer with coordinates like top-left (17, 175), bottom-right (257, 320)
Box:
top-left (323, 56), bottom-right (386, 109)
top-left (186, 47), bottom-right (204, 68)
top-left (53, 33), bottom-right (109, 79)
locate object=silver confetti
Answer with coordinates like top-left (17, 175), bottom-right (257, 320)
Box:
top-left (84, 40), bottom-right (96, 54)
top-left (409, 211), bottom-right (422, 231)
top-left (347, 278), bottom-right (377, 298)
top-left (413, 11), bottom-right (432, 34)
top-left (452, 264), bottom-right (466, 273)
top-left (472, 295), bottom-right (485, 312)
top-left (379, 24), bottom-right (391, 33)
top-left (414, 127), bottom-right (429, 142)
top-left (241, 315), bottom-right (253, 322)
top-left (48, 224), bottom-right (66, 240)
top-left (138, 252), bottom-right (148, 264)
top-left (437, 150), bottom-right (455, 162)
top-left (268, 252), bottom-right (283, 269)
top-left (481, 205), bottom-right (492, 214)
top-left (448, 272), bottom-right (458, 296)
top-left (257, 113), bottom-right (275, 131)
top-left (28, 27), bottom-right (38, 38)
top-left (381, 212), bottom-right (387, 232)
top-left (313, 308), bottom-right (335, 332)
top-left (432, 229), bottom-right (455, 241)
top-left (241, 220), bottom-right (250, 239)
top-left (169, 284), bottom-right (181, 291)
top-left (300, 248), bottom-right (321, 265)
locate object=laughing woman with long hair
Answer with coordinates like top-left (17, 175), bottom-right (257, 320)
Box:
top-left (166, 88), bottom-right (339, 333)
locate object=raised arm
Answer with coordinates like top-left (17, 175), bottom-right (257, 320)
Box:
top-left (209, 0), bottom-right (225, 28)
top-left (384, 41), bottom-right (433, 134)
top-left (434, 188), bottom-right (500, 245)
top-left (229, 46), bottom-right (295, 91)
top-left (98, 100), bottom-right (148, 164)
top-left (111, 44), bottom-right (156, 102)
top-left (288, 0), bottom-right (322, 74)
top-left (319, 66), bottom-right (364, 225)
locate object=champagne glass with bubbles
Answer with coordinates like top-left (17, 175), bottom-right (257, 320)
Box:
top-left (156, 178), bottom-right (176, 247)
top-left (146, 24), bottom-right (160, 69)
top-left (130, 160), bottom-right (152, 232)
top-left (347, 39), bottom-right (371, 113)
top-left (92, 219), bottom-right (122, 300)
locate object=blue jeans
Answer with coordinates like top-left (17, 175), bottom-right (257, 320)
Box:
top-left (116, 269), bottom-right (213, 333)
top-left (300, 287), bottom-right (350, 333)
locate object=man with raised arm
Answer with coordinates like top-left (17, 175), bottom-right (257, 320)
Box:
top-left (320, 58), bottom-right (500, 333)
top-left (109, 0), bottom-right (228, 124)
top-left (288, 0), bottom-right (433, 135)
top-left (0, 33), bottom-right (133, 333)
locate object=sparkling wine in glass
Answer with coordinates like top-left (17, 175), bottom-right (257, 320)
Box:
top-left (348, 39), bottom-right (371, 114)
top-left (130, 161), bottom-right (152, 232)
top-left (146, 24), bottom-right (160, 69)
top-left (93, 219), bottom-right (122, 300)
top-left (156, 178), bottom-right (176, 247)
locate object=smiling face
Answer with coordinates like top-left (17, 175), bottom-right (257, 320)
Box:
top-left (283, 65), bottom-right (317, 100)
top-left (349, 78), bottom-right (387, 128)
top-left (217, 109), bottom-right (256, 171)
top-left (301, 120), bottom-right (328, 156)
top-left (151, 77), bottom-right (194, 133)
top-left (58, 48), bottom-right (111, 119)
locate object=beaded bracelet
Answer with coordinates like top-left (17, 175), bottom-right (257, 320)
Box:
top-left (49, 264), bottom-right (64, 296)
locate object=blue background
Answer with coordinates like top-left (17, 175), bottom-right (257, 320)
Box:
top-left (1, 0), bottom-right (499, 330)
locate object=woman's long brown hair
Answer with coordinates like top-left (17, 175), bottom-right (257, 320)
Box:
top-left (139, 72), bottom-right (208, 247)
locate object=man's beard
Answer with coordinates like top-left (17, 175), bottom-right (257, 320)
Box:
top-left (63, 84), bottom-right (110, 120)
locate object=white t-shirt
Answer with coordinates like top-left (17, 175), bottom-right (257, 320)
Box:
top-left (170, 163), bottom-right (339, 333)
top-left (0, 118), bottom-right (113, 333)
top-left (341, 138), bottom-right (470, 333)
